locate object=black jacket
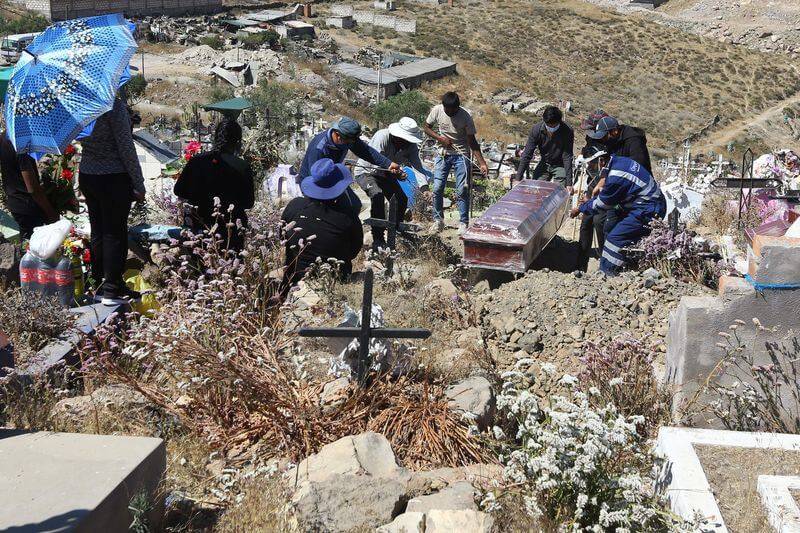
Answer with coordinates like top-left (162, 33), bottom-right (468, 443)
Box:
top-left (281, 196), bottom-right (363, 289)
top-left (515, 121), bottom-right (575, 182)
top-left (174, 151), bottom-right (255, 229)
top-left (608, 125), bottom-right (651, 174)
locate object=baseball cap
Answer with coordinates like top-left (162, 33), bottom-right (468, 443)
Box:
top-left (586, 116), bottom-right (620, 140)
top-left (331, 116), bottom-right (362, 139)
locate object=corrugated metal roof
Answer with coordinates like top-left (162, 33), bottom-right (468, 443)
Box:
top-left (331, 63), bottom-right (399, 85)
top-left (285, 20), bottom-right (313, 28)
top-left (384, 57), bottom-right (456, 78)
top-left (248, 10), bottom-right (292, 22)
top-left (332, 57), bottom-right (455, 85)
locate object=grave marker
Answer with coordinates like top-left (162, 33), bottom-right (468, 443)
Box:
top-left (298, 268), bottom-right (430, 383)
top-left (363, 195), bottom-right (418, 276)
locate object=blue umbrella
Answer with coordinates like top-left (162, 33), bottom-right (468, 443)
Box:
top-left (4, 13), bottom-right (137, 155)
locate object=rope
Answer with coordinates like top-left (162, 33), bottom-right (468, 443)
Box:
top-left (744, 274), bottom-right (800, 292)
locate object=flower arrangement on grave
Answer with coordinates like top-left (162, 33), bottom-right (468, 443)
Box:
top-left (163, 139), bottom-right (202, 179)
top-left (61, 227), bottom-right (91, 300)
top-left (40, 144), bottom-right (79, 216)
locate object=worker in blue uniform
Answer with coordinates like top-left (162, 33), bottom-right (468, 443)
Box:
top-left (569, 149), bottom-right (666, 275)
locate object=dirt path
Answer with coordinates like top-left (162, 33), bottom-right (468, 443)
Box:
top-left (698, 81), bottom-right (800, 151)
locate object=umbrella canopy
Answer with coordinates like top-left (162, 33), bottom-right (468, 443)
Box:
top-left (4, 13), bottom-right (137, 155)
top-left (202, 97), bottom-right (253, 119)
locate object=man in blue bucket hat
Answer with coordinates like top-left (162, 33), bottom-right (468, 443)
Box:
top-left (281, 158), bottom-right (364, 295)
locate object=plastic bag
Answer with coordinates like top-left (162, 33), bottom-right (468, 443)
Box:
top-left (124, 269), bottom-right (160, 316)
top-left (28, 219), bottom-right (72, 260)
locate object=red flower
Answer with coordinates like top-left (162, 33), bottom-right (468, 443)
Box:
top-left (82, 249), bottom-right (91, 263)
top-left (184, 153), bottom-right (192, 162)
top-left (61, 169), bottom-right (74, 181)
top-left (64, 145), bottom-right (76, 156)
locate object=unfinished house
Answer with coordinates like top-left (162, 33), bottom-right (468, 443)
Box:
top-left (12, 0), bottom-right (222, 21)
top-left (332, 57), bottom-right (457, 100)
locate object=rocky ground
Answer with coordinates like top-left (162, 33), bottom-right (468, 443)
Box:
top-left (583, 0), bottom-right (800, 56)
top-left (478, 267), bottom-right (711, 393)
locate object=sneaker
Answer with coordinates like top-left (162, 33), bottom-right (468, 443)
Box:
top-left (458, 222), bottom-right (468, 234)
top-left (372, 237), bottom-right (388, 252)
top-left (101, 287), bottom-right (142, 306)
top-left (430, 220), bottom-right (445, 233)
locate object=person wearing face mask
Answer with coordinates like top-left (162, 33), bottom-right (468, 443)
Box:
top-left (514, 106), bottom-right (575, 192)
top-left (300, 116), bottom-right (402, 217)
top-left (569, 151), bottom-right (666, 276)
top-left (585, 115), bottom-right (651, 174)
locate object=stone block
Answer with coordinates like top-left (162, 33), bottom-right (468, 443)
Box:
top-left (0, 429), bottom-right (165, 532)
top-left (406, 481), bottom-right (476, 513)
top-left (291, 432), bottom-right (408, 483)
top-left (446, 377), bottom-right (496, 430)
top-left (749, 234), bottom-right (800, 286)
top-left (666, 284), bottom-right (800, 421)
top-left (377, 511), bottom-right (425, 532)
top-left (292, 474), bottom-right (406, 532)
top-left (425, 509), bottom-right (494, 532)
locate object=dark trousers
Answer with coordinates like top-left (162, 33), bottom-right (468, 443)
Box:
top-left (13, 212), bottom-right (46, 240)
top-left (359, 175), bottom-right (407, 243)
top-left (79, 172), bottom-right (132, 295)
top-left (577, 210), bottom-right (607, 272)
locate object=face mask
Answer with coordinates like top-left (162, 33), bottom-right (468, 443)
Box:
top-left (545, 124), bottom-right (560, 134)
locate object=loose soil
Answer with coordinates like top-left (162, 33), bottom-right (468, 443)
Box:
top-left (694, 444), bottom-right (800, 532)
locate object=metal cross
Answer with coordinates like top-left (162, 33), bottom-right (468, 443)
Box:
top-left (298, 268), bottom-right (431, 384)
top-left (364, 195), bottom-right (417, 275)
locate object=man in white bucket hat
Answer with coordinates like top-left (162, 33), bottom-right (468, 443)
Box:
top-left (355, 116), bottom-right (431, 250)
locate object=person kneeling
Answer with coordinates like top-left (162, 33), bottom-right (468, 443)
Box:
top-left (570, 152), bottom-right (666, 275)
top-left (281, 159), bottom-right (363, 295)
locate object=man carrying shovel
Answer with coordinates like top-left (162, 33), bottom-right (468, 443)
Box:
top-left (424, 91), bottom-right (489, 234)
top-left (355, 117), bottom-right (431, 251)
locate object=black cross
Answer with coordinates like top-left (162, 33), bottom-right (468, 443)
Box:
top-left (363, 195), bottom-right (417, 275)
top-left (668, 208), bottom-right (680, 234)
top-left (298, 268), bottom-right (431, 384)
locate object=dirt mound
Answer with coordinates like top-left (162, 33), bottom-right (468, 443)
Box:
top-left (479, 269), bottom-right (710, 393)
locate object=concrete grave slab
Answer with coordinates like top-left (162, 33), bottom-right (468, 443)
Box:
top-left (666, 273), bottom-right (800, 421)
top-left (656, 427), bottom-right (800, 532)
top-left (758, 475), bottom-right (800, 532)
top-left (0, 429), bottom-right (165, 532)
top-left (19, 303), bottom-right (121, 377)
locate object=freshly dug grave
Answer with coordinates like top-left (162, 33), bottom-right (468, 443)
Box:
top-left (694, 444), bottom-right (800, 533)
top-left (478, 269), bottom-right (710, 393)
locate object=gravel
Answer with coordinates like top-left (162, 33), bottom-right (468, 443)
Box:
top-left (478, 269), bottom-right (710, 393)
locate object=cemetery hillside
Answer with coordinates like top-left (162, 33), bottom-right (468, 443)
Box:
top-left (5, 0), bottom-right (800, 532)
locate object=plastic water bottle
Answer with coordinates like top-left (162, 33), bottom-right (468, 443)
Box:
top-left (20, 252), bottom-right (40, 294)
top-left (35, 257), bottom-right (56, 298)
top-left (54, 256), bottom-right (75, 306)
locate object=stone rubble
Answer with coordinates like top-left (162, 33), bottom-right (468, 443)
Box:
top-left (288, 433), bottom-right (498, 532)
top-left (479, 269), bottom-right (710, 389)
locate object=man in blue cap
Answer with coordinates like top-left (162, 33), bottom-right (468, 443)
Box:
top-left (569, 152), bottom-right (666, 275)
top-left (300, 117), bottom-right (402, 215)
top-left (585, 115), bottom-right (652, 173)
top-left (281, 158), bottom-right (364, 294)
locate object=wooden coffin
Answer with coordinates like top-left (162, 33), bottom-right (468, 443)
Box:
top-left (461, 180), bottom-right (569, 273)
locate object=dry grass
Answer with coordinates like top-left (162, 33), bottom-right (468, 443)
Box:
top-left (213, 475), bottom-right (300, 533)
top-left (326, 0), bottom-right (800, 151)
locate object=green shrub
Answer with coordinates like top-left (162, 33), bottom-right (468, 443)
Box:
top-left (200, 35), bottom-right (224, 50)
top-left (124, 74), bottom-right (148, 105)
top-left (367, 90), bottom-right (431, 128)
top-left (206, 83), bottom-right (235, 103)
top-left (0, 12), bottom-right (48, 35)
top-left (251, 79), bottom-right (298, 126)
top-left (241, 30), bottom-right (279, 50)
